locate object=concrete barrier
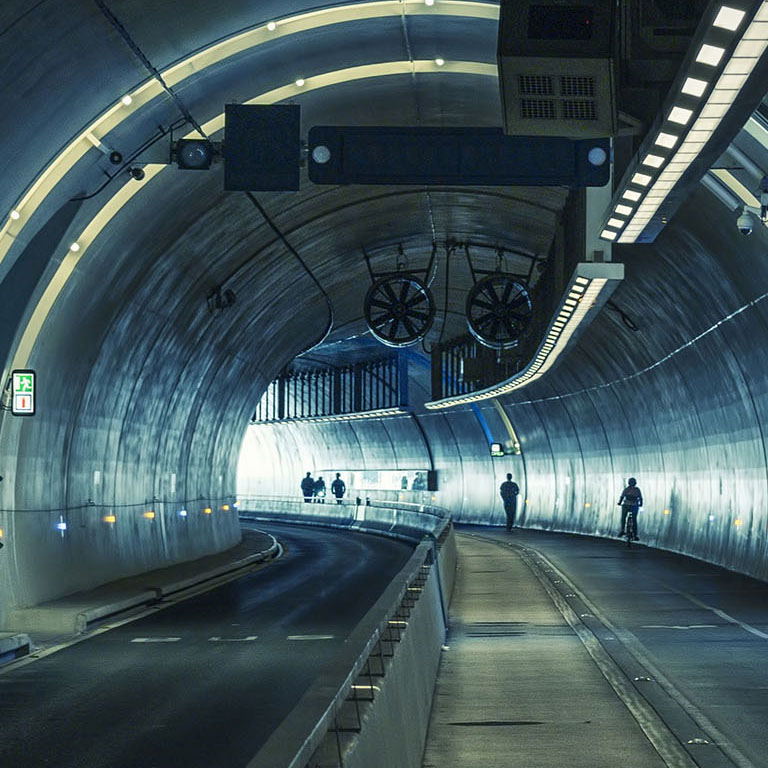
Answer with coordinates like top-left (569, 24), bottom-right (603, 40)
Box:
top-left (247, 503), bottom-right (456, 768)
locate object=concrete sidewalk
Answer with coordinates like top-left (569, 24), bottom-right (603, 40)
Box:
top-left (422, 532), bottom-right (690, 768)
top-left (3, 527), bottom-right (277, 653)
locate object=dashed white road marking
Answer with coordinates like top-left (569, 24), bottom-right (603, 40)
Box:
top-left (130, 637), bottom-right (181, 643)
top-left (208, 636), bottom-right (258, 642)
top-left (286, 634), bottom-right (334, 641)
top-left (642, 624), bottom-right (718, 630)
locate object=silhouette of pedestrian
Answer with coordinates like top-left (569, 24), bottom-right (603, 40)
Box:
top-left (300, 472), bottom-right (314, 503)
top-left (331, 473), bottom-right (346, 504)
top-left (499, 473), bottom-right (520, 531)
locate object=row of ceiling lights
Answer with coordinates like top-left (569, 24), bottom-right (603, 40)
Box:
top-left (425, 264), bottom-right (623, 409)
top-left (600, 2), bottom-right (768, 244)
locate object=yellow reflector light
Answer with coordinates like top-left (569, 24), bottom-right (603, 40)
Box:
top-left (143, 511), bottom-right (155, 519)
top-left (103, 515), bottom-right (116, 523)
top-left (204, 507), bottom-right (212, 515)
top-left (221, 504), bottom-right (230, 511)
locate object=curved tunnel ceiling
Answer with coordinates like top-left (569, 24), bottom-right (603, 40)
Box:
top-left (3, 0), bottom-right (768, 608)
top-left (1, 0), bottom-right (571, 389)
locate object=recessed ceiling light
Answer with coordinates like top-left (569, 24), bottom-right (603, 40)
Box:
top-left (607, 218), bottom-right (625, 227)
top-left (295, 78), bottom-right (305, 86)
top-left (696, 43), bottom-right (725, 66)
top-left (121, 94), bottom-right (133, 106)
top-left (10, 209), bottom-right (20, 220)
top-left (70, 242), bottom-right (80, 252)
top-left (425, 0), bottom-right (435, 5)
top-left (615, 204), bottom-right (634, 215)
top-left (267, 21), bottom-right (276, 31)
top-left (681, 77), bottom-right (708, 96)
top-left (435, 58), bottom-right (445, 66)
top-left (668, 106), bottom-right (694, 124)
top-left (631, 172), bottom-right (652, 186)
top-left (622, 190), bottom-right (642, 201)
top-left (642, 153), bottom-right (665, 168)
top-left (713, 6), bottom-right (746, 30)
top-left (654, 132), bottom-right (679, 148)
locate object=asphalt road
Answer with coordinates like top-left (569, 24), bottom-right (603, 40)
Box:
top-left (0, 523), bottom-right (414, 768)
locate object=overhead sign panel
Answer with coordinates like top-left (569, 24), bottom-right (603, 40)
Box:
top-left (11, 369), bottom-right (35, 416)
top-left (224, 104), bottom-right (300, 191)
top-left (308, 127), bottom-right (609, 186)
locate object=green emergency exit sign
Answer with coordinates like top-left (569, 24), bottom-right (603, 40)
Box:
top-left (11, 370), bottom-right (35, 416)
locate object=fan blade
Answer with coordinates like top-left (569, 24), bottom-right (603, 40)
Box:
top-left (399, 279), bottom-right (410, 304)
top-left (388, 319), bottom-right (401, 340)
top-left (471, 298), bottom-right (495, 311)
top-left (509, 293), bottom-right (530, 310)
top-left (402, 317), bottom-right (417, 340)
top-left (406, 291), bottom-right (427, 308)
top-left (502, 317), bottom-right (517, 339)
top-left (483, 282), bottom-right (500, 304)
top-left (382, 282), bottom-right (399, 304)
top-left (475, 312), bottom-right (496, 329)
top-left (409, 310), bottom-right (430, 324)
top-left (370, 298), bottom-right (393, 310)
top-left (502, 280), bottom-right (514, 303)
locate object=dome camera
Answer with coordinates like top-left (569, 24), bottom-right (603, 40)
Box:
top-left (737, 210), bottom-right (755, 236)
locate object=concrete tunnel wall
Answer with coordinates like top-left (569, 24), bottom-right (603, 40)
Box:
top-left (241, 187), bottom-right (768, 583)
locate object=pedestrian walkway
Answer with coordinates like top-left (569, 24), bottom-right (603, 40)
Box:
top-left (422, 527), bottom-right (768, 768)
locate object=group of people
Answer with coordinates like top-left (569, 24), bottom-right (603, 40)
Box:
top-left (301, 472), bottom-right (346, 504)
top-left (499, 473), bottom-right (644, 538)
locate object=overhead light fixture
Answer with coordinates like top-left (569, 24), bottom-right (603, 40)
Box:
top-left (9, 210), bottom-right (20, 220)
top-left (424, 263), bottom-right (624, 409)
top-left (668, 106), bottom-right (694, 124)
top-left (696, 43), bottom-right (726, 66)
top-left (69, 242), bottom-right (80, 252)
top-left (267, 21), bottom-right (276, 31)
top-left (642, 153), bottom-right (665, 168)
top-left (621, 190), bottom-right (642, 201)
top-left (601, 0), bottom-right (768, 244)
top-left (295, 78), bottom-right (305, 86)
top-left (254, 406), bottom-right (411, 425)
top-left (681, 77), bottom-right (708, 96)
top-left (713, 6), bottom-right (746, 30)
top-left (435, 58), bottom-right (445, 66)
top-left (172, 139), bottom-right (214, 170)
top-left (121, 94), bottom-right (133, 106)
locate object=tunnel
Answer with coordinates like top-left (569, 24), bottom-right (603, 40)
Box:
top-left (1, 1), bottom-right (768, 767)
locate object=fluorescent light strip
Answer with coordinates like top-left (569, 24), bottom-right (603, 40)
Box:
top-left (608, 1), bottom-right (768, 244)
top-left (0, 1), bottom-right (498, 273)
top-left (425, 266), bottom-right (622, 408)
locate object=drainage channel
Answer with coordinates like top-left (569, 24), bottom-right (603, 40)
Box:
top-left (474, 534), bottom-right (754, 768)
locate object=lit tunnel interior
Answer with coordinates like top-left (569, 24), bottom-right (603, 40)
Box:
top-left (1, 0), bottom-right (768, 623)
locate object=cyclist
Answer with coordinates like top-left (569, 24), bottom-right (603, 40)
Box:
top-left (618, 477), bottom-right (642, 540)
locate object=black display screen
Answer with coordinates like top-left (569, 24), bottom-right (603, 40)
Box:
top-left (528, 5), bottom-right (594, 39)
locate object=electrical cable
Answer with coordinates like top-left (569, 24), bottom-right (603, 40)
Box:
top-left (244, 192), bottom-right (334, 353)
top-left (94, 0), bottom-right (208, 139)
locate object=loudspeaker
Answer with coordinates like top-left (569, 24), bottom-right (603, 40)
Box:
top-left (427, 470), bottom-right (438, 492)
top-left (224, 104), bottom-right (300, 191)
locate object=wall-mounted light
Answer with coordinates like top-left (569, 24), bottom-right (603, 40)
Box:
top-left (425, 263), bottom-right (624, 409)
top-left (490, 442), bottom-right (504, 457)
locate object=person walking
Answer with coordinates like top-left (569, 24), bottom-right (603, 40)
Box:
top-left (499, 473), bottom-right (520, 531)
top-left (331, 473), bottom-right (346, 504)
top-left (618, 477), bottom-right (643, 540)
top-left (300, 472), bottom-right (315, 503)
top-left (313, 475), bottom-right (326, 503)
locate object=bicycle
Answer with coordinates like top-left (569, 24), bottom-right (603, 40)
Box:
top-left (622, 506), bottom-right (638, 548)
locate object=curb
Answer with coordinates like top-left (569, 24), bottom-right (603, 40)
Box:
top-left (74, 537), bottom-right (280, 633)
top-left (0, 632), bottom-right (31, 666)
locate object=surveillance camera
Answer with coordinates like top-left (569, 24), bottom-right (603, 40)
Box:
top-left (737, 210), bottom-right (755, 236)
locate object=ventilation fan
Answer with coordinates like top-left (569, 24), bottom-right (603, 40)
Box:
top-left (466, 274), bottom-right (532, 349)
top-left (364, 274), bottom-right (436, 347)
